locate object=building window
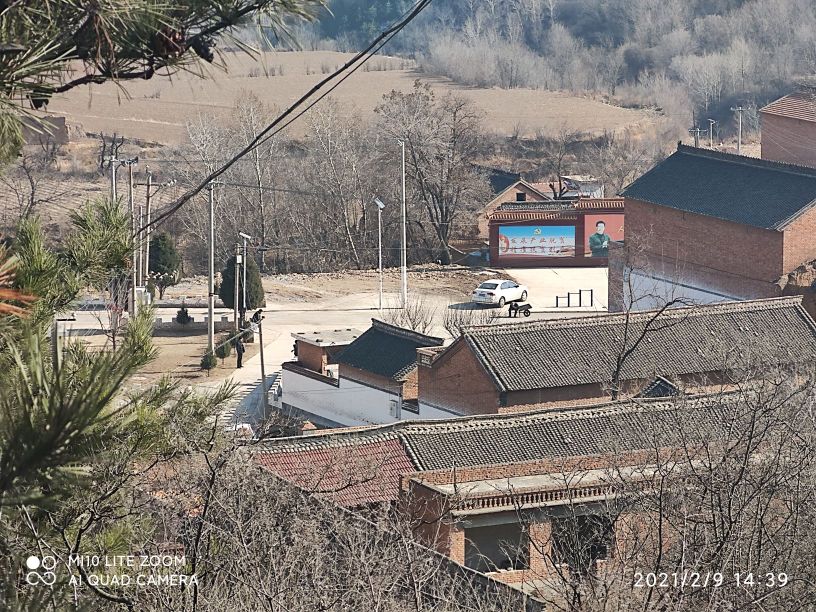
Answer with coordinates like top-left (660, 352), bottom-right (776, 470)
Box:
top-left (516, 192), bottom-right (526, 202)
top-left (389, 399), bottom-right (399, 417)
top-left (464, 523), bottom-right (529, 573)
top-left (551, 515), bottom-right (613, 575)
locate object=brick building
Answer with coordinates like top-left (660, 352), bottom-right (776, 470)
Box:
top-left (614, 144), bottom-right (816, 310)
top-left (760, 91), bottom-right (816, 168)
top-left (417, 297), bottom-right (816, 415)
top-left (254, 393), bottom-right (739, 593)
top-left (280, 320), bottom-right (445, 427)
top-left (477, 179), bottom-right (553, 239)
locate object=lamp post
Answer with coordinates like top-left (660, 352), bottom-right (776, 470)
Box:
top-left (373, 197), bottom-right (386, 310)
top-left (708, 119), bottom-right (717, 148)
top-left (238, 232), bottom-right (252, 325)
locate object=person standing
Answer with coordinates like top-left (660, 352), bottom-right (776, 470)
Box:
top-left (236, 337), bottom-right (245, 368)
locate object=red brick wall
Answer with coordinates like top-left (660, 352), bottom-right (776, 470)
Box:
top-left (761, 113), bottom-right (816, 168)
top-left (402, 368), bottom-right (419, 401)
top-left (608, 240), bottom-right (625, 312)
top-left (340, 364), bottom-right (402, 394)
top-left (296, 341), bottom-right (328, 373)
top-left (625, 198), bottom-right (785, 297)
top-left (418, 340), bottom-right (500, 415)
top-left (403, 480), bottom-right (458, 560)
top-left (783, 207), bottom-right (816, 272)
top-left (506, 383), bottom-right (605, 407)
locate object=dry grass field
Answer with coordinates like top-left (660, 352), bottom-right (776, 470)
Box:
top-left (47, 50), bottom-right (657, 144)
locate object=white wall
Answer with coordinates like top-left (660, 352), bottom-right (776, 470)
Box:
top-left (281, 367), bottom-right (460, 426)
top-left (624, 270), bottom-right (739, 312)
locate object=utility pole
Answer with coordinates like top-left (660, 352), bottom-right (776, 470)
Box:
top-left (207, 182), bottom-right (215, 354)
top-left (126, 160), bottom-right (139, 316)
top-left (399, 140), bottom-right (408, 308)
top-left (251, 309), bottom-right (269, 418)
top-left (731, 106), bottom-right (745, 155)
top-left (688, 126), bottom-right (702, 148)
top-left (108, 156), bottom-right (118, 202)
top-left (239, 232), bottom-right (251, 325)
top-left (143, 171), bottom-right (152, 285)
top-left (233, 244), bottom-right (241, 332)
top-left (708, 119), bottom-right (717, 148)
top-left (138, 203), bottom-right (145, 285)
top-left (135, 174), bottom-right (176, 288)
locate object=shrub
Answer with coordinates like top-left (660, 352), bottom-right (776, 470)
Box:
top-left (215, 336), bottom-right (232, 363)
top-left (200, 351), bottom-right (217, 374)
top-left (175, 306), bottom-right (192, 325)
top-left (148, 233), bottom-right (182, 298)
top-left (219, 254), bottom-right (265, 311)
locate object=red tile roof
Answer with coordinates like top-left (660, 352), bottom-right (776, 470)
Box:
top-left (254, 436), bottom-right (416, 506)
top-left (761, 91), bottom-right (816, 123)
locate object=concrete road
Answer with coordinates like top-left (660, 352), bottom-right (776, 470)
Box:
top-left (508, 267), bottom-right (608, 312)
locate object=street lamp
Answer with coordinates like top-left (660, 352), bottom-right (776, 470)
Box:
top-left (238, 232), bottom-right (251, 324)
top-left (373, 197), bottom-right (386, 310)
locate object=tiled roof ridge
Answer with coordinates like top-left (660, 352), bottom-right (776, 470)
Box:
top-left (676, 143), bottom-right (816, 180)
top-left (370, 318), bottom-right (444, 347)
top-left (462, 296), bottom-right (807, 337)
top-left (253, 393), bottom-right (737, 457)
top-left (400, 397), bottom-right (698, 435)
top-left (254, 426), bottom-right (407, 454)
top-left (496, 201), bottom-right (573, 210)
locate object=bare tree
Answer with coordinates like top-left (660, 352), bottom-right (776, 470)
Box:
top-left (376, 82), bottom-right (491, 264)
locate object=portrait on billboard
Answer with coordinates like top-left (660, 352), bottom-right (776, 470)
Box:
top-left (584, 214), bottom-right (624, 257)
top-left (498, 225), bottom-right (576, 258)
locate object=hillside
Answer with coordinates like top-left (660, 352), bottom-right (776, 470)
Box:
top-left (45, 51), bottom-right (656, 145)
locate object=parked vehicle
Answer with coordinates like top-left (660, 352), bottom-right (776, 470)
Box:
top-left (471, 279), bottom-right (528, 307)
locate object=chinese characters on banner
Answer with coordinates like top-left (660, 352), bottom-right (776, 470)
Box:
top-left (498, 226), bottom-right (576, 258)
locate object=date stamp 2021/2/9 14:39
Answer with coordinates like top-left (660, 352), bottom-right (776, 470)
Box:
top-left (633, 571), bottom-right (789, 590)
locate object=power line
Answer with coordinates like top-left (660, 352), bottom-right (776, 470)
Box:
top-left (144, 0), bottom-right (435, 235)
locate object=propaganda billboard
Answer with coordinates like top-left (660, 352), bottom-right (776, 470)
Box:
top-left (498, 225), bottom-right (576, 258)
top-left (583, 214), bottom-right (624, 257)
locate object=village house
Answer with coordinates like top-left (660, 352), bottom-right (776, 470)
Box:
top-left (612, 143), bottom-right (816, 311)
top-left (416, 297), bottom-right (816, 415)
top-left (253, 392), bottom-right (738, 595)
top-left (279, 320), bottom-right (445, 427)
top-left (477, 177), bottom-right (607, 241)
top-left (760, 90), bottom-right (816, 168)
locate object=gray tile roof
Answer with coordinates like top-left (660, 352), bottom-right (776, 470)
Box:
top-left (460, 297), bottom-right (816, 392)
top-left (337, 319), bottom-right (444, 381)
top-left (621, 144), bottom-right (816, 230)
top-left (399, 396), bottom-right (731, 471)
top-left (254, 393), bottom-right (738, 475)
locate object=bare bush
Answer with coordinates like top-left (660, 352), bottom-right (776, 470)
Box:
top-left (443, 304), bottom-right (498, 338)
top-left (380, 294), bottom-right (437, 335)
